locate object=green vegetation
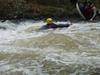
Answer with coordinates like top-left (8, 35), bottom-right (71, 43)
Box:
top-left (0, 0), bottom-right (99, 20)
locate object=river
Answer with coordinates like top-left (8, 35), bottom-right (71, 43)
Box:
top-left (0, 20), bottom-right (100, 75)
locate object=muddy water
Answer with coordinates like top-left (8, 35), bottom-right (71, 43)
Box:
top-left (0, 20), bottom-right (100, 75)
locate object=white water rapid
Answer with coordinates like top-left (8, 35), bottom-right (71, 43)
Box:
top-left (0, 20), bottom-right (100, 75)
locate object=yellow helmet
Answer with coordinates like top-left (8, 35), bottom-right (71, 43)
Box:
top-left (46, 18), bottom-right (53, 24)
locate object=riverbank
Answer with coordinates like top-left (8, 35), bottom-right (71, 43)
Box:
top-left (0, 0), bottom-right (100, 21)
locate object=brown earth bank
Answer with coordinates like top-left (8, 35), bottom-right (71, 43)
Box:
top-left (0, 0), bottom-right (100, 21)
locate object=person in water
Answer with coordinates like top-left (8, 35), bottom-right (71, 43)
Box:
top-left (39, 18), bottom-right (71, 30)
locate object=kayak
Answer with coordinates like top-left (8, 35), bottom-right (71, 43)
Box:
top-left (39, 24), bottom-right (71, 30)
top-left (76, 2), bottom-right (96, 20)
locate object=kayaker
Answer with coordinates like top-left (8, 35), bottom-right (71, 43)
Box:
top-left (39, 18), bottom-right (58, 30)
top-left (39, 18), bottom-right (71, 30)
